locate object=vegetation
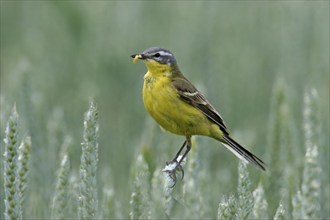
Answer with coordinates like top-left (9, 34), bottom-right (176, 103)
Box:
top-left (1, 2), bottom-right (329, 219)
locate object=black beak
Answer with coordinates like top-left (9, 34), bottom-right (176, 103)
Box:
top-left (130, 53), bottom-right (147, 60)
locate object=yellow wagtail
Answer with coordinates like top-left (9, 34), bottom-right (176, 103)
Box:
top-left (131, 47), bottom-right (265, 183)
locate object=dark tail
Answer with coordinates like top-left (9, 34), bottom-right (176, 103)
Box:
top-left (222, 135), bottom-right (266, 171)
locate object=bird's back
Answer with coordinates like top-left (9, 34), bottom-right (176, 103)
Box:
top-left (143, 71), bottom-right (217, 137)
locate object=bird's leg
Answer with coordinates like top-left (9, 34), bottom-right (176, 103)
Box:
top-left (163, 137), bottom-right (192, 186)
top-left (165, 140), bottom-right (187, 183)
top-left (174, 137), bottom-right (191, 178)
top-left (170, 140), bottom-right (187, 162)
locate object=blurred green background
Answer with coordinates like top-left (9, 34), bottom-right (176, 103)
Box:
top-left (1, 1), bottom-right (329, 218)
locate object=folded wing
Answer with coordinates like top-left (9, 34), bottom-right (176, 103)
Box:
top-left (172, 77), bottom-right (229, 135)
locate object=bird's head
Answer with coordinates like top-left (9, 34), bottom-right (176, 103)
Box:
top-left (131, 47), bottom-right (178, 73)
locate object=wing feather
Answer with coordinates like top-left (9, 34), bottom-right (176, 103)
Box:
top-left (172, 77), bottom-right (229, 135)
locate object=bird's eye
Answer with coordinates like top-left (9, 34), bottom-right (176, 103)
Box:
top-left (154, 53), bottom-right (160, 58)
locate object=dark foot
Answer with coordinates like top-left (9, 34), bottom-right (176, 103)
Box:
top-left (162, 160), bottom-right (185, 187)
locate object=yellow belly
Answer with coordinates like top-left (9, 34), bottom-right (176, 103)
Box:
top-left (142, 73), bottom-right (217, 137)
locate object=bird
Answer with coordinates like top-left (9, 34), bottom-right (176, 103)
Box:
top-left (131, 47), bottom-right (265, 184)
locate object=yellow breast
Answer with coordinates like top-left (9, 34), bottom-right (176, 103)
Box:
top-left (142, 71), bottom-right (213, 137)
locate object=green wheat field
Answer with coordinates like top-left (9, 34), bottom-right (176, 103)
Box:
top-left (1, 2), bottom-right (329, 219)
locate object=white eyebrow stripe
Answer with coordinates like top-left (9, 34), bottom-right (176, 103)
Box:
top-left (158, 51), bottom-right (172, 56)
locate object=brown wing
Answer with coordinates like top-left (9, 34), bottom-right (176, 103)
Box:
top-left (172, 77), bottom-right (229, 135)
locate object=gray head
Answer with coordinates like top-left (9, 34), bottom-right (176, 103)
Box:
top-left (131, 47), bottom-right (177, 66)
